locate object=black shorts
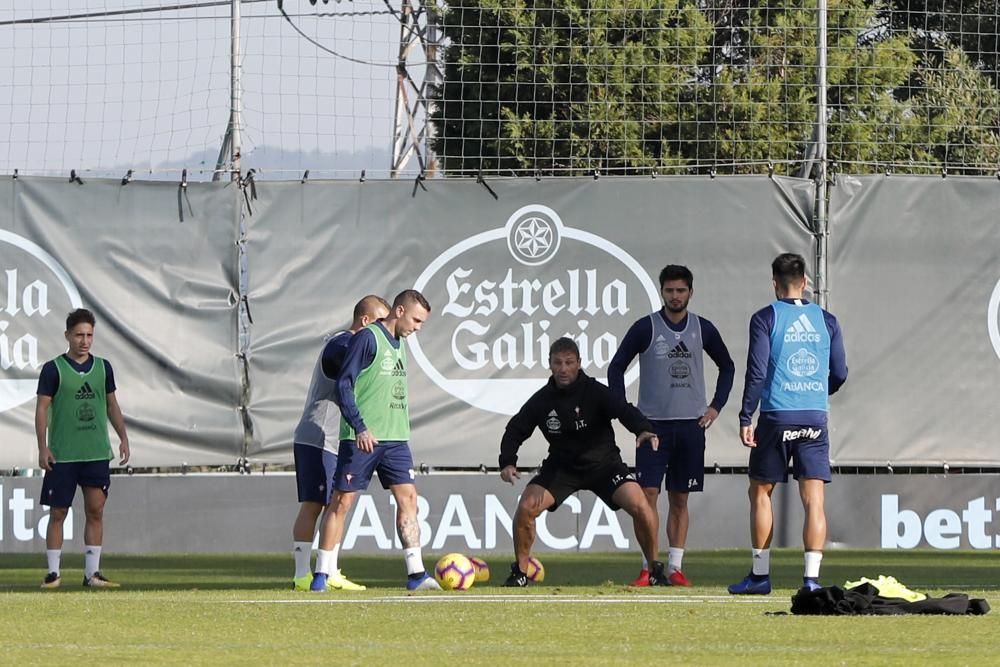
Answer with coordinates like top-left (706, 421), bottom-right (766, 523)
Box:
top-left (529, 457), bottom-right (636, 511)
top-left (40, 459), bottom-right (111, 508)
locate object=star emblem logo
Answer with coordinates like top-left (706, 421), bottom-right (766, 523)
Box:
top-left (514, 217), bottom-right (553, 259)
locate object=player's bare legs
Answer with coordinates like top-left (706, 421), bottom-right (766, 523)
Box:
top-left (46, 506), bottom-right (70, 550)
top-left (391, 483), bottom-right (421, 548)
top-left (512, 483), bottom-right (554, 572)
top-left (666, 491), bottom-right (689, 549)
top-left (749, 480), bottom-right (775, 549)
top-left (293, 501), bottom-right (323, 543)
top-left (799, 479), bottom-right (826, 550)
top-left (321, 491), bottom-right (357, 550)
top-left (390, 482), bottom-right (439, 589)
top-left (641, 487), bottom-right (660, 556)
top-left (613, 483), bottom-right (660, 566)
top-left (82, 486), bottom-right (106, 546)
top-left (799, 478), bottom-right (826, 587)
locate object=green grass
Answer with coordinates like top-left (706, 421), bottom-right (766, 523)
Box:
top-left (1, 550), bottom-right (997, 666)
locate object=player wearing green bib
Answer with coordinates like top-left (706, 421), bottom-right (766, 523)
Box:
top-left (36, 309), bottom-right (130, 589)
top-left (309, 290), bottom-right (442, 592)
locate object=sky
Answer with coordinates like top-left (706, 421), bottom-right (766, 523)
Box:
top-left (0, 0), bottom-right (416, 179)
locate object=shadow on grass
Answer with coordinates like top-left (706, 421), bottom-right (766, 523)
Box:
top-left (2, 550), bottom-right (997, 593)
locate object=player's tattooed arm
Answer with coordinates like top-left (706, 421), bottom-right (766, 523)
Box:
top-left (397, 515), bottom-right (421, 548)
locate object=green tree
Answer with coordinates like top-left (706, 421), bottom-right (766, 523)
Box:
top-left (431, 0), bottom-right (1000, 175)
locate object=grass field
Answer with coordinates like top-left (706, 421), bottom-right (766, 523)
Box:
top-left (1, 549), bottom-right (996, 666)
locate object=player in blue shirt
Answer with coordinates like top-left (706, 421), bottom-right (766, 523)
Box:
top-left (609, 265), bottom-right (735, 587)
top-left (290, 295), bottom-right (389, 592)
top-left (312, 290), bottom-right (441, 591)
top-left (729, 253), bottom-right (848, 595)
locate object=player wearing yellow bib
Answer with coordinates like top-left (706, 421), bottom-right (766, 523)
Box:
top-left (311, 289), bottom-right (441, 591)
top-left (36, 309), bottom-right (130, 589)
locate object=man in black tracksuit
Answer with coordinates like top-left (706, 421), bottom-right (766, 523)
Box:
top-left (499, 337), bottom-right (670, 587)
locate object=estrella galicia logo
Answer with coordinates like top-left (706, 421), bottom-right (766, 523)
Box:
top-left (669, 361), bottom-right (690, 379)
top-left (0, 230), bottom-right (83, 413)
top-left (990, 277), bottom-right (1000, 362)
top-left (76, 403), bottom-right (96, 422)
top-left (391, 381), bottom-right (406, 401)
top-left (409, 204), bottom-right (661, 415)
top-left (787, 348), bottom-right (819, 377)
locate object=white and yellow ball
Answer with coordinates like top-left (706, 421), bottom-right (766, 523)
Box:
top-left (469, 556), bottom-right (490, 583)
top-left (434, 553), bottom-right (476, 590)
top-left (525, 556), bottom-right (545, 583)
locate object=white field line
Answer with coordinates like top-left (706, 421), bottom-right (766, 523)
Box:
top-left (213, 595), bottom-right (778, 605)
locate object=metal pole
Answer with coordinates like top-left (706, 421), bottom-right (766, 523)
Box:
top-left (229, 0), bottom-right (243, 181)
top-left (814, 0), bottom-right (829, 308)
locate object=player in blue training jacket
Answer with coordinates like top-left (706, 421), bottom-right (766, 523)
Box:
top-left (290, 294), bottom-right (389, 592)
top-left (608, 264), bottom-right (734, 587)
top-left (729, 253), bottom-right (848, 595)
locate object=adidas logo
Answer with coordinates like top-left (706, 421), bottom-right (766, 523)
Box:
top-left (75, 382), bottom-right (96, 400)
top-left (394, 359), bottom-right (404, 371)
top-left (784, 313), bottom-right (821, 343)
top-left (667, 341), bottom-right (692, 358)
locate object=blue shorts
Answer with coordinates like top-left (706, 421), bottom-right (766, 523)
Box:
top-left (40, 459), bottom-right (111, 508)
top-left (293, 443), bottom-right (338, 505)
top-left (335, 440), bottom-right (415, 492)
top-left (636, 419), bottom-right (706, 493)
top-left (749, 421), bottom-right (831, 483)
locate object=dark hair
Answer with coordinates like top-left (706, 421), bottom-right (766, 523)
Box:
top-left (392, 289), bottom-right (431, 312)
top-left (353, 294), bottom-right (391, 320)
top-left (66, 308), bottom-right (96, 331)
top-left (658, 264), bottom-right (693, 290)
top-left (549, 336), bottom-right (580, 360)
top-left (771, 253), bottom-right (807, 290)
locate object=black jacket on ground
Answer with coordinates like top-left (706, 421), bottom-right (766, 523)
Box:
top-left (498, 371), bottom-right (653, 471)
top-left (790, 583), bottom-right (990, 616)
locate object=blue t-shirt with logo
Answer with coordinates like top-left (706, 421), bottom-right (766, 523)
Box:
top-left (739, 298), bottom-right (847, 426)
top-left (36, 354), bottom-right (117, 397)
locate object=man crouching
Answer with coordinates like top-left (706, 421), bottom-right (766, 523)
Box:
top-left (498, 337), bottom-right (668, 587)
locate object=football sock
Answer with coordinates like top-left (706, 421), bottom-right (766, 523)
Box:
top-left (316, 549), bottom-right (334, 576)
top-left (751, 548), bottom-right (770, 576)
top-left (293, 541), bottom-right (313, 579)
top-left (46, 549), bottom-right (61, 576)
top-left (640, 556), bottom-right (649, 571)
top-left (403, 547), bottom-right (424, 575)
top-left (668, 547), bottom-right (684, 573)
top-left (804, 550), bottom-right (823, 579)
top-left (84, 545), bottom-right (101, 578)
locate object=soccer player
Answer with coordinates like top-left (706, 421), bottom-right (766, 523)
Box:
top-left (312, 289), bottom-right (441, 591)
top-left (609, 264), bottom-right (735, 587)
top-left (499, 337), bottom-right (668, 587)
top-left (36, 308), bottom-right (130, 589)
top-left (728, 253), bottom-right (848, 595)
top-left (290, 295), bottom-right (390, 592)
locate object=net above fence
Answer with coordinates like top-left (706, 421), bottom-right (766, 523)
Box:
top-left (1, 0), bottom-right (1000, 178)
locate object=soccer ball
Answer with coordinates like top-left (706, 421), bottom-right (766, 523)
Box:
top-left (469, 556), bottom-right (490, 583)
top-left (434, 553), bottom-right (476, 591)
top-left (525, 556), bottom-right (544, 583)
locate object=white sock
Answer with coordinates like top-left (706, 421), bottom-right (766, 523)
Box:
top-left (46, 549), bottom-right (61, 576)
top-left (641, 556), bottom-right (649, 571)
top-left (403, 547), bottom-right (424, 575)
top-left (84, 545), bottom-right (101, 578)
top-left (751, 548), bottom-right (770, 576)
top-left (293, 541), bottom-right (313, 579)
top-left (316, 549), bottom-right (334, 576)
top-left (804, 550), bottom-right (823, 579)
top-left (668, 547), bottom-right (685, 573)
